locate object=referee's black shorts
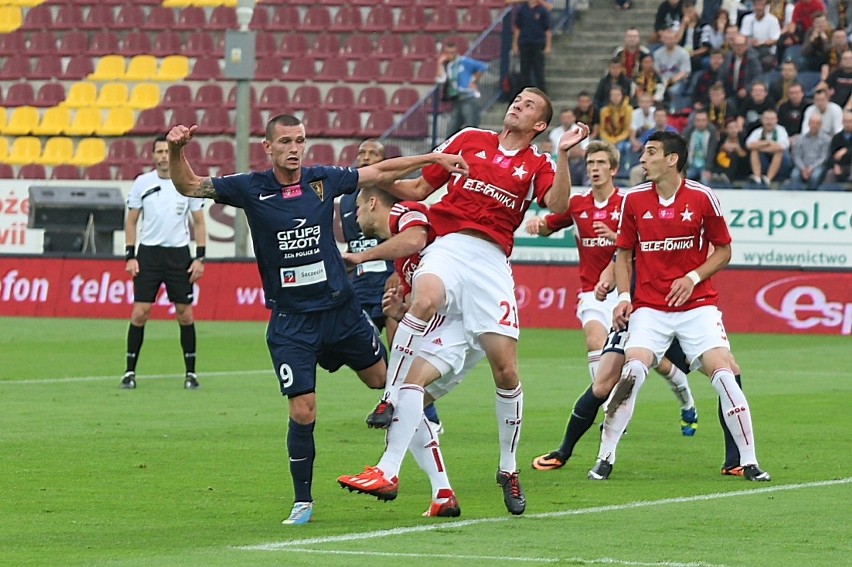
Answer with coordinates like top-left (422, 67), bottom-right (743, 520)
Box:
top-left (133, 244), bottom-right (194, 305)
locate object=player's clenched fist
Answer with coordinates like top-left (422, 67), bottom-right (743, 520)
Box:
top-left (167, 124), bottom-right (197, 147)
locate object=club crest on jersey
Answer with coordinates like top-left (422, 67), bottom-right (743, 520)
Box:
top-left (309, 180), bottom-right (324, 200)
top-left (282, 270), bottom-right (297, 283)
top-left (281, 185), bottom-right (302, 199)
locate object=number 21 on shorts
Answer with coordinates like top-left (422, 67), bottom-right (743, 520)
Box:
top-left (499, 300), bottom-right (519, 329)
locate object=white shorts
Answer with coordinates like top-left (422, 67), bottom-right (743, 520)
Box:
top-left (418, 312), bottom-right (486, 401)
top-left (576, 290), bottom-right (617, 329)
top-left (625, 305), bottom-right (731, 370)
top-left (415, 233), bottom-right (519, 341)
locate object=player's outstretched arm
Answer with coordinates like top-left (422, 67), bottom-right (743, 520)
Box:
top-left (167, 124), bottom-right (219, 200)
top-left (359, 152), bottom-right (468, 195)
top-left (545, 123), bottom-right (591, 214)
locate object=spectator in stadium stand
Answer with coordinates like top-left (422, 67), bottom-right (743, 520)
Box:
top-left (651, 0), bottom-right (684, 44)
top-left (690, 49), bottom-right (727, 109)
top-left (792, 0), bottom-right (828, 38)
top-left (721, 33), bottom-right (762, 103)
top-left (574, 90), bottom-right (601, 139)
top-left (823, 109), bottom-right (852, 183)
top-left (802, 87), bottom-right (844, 135)
top-left (700, 8), bottom-right (731, 53)
top-left (740, 0), bottom-right (782, 71)
top-left (676, 1), bottom-right (709, 70)
top-left (787, 112), bottom-right (831, 188)
top-left (820, 28), bottom-right (851, 78)
top-left (653, 28), bottom-right (692, 108)
top-left (629, 92), bottom-right (657, 164)
top-left (599, 86), bottom-right (634, 172)
top-left (164, 114), bottom-right (468, 527)
top-left (594, 130), bottom-right (772, 483)
top-left (512, 0), bottom-right (552, 94)
top-left (594, 57), bottom-right (635, 110)
top-left (633, 53), bottom-right (666, 105)
top-left (802, 12), bottom-right (832, 72)
top-left (745, 108), bottom-right (792, 186)
top-left (777, 81), bottom-right (810, 141)
top-left (712, 117), bottom-right (750, 184)
top-left (613, 27), bottom-right (649, 80)
top-left (436, 41), bottom-right (489, 138)
top-left (707, 81), bottom-right (739, 132)
top-left (683, 108), bottom-right (720, 182)
top-left (768, 58), bottom-right (800, 104)
top-left (826, 50), bottom-right (852, 107)
top-left (737, 81), bottom-right (777, 134)
top-left (121, 135), bottom-right (206, 392)
top-left (549, 108), bottom-right (589, 151)
top-left (337, 88), bottom-right (591, 517)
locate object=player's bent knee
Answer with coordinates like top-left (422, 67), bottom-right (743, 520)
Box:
top-left (356, 360), bottom-right (386, 390)
top-left (288, 393), bottom-right (317, 424)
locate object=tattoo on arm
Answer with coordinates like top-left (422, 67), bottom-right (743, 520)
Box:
top-left (198, 178), bottom-right (218, 200)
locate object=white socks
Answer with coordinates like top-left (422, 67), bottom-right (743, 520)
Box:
top-left (662, 365), bottom-right (695, 410)
top-left (495, 384), bottom-right (523, 473)
top-left (587, 349), bottom-right (602, 383)
top-left (599, 359), bottom-right (648, 463)
top-left (377, 384), bottom-right (424, 479)
top-left (407, 414), bottom-right (451, 499)
top-left (384, 313), bottom-right (428, 406)
top-left (711, 368), bottom-right (757, 465)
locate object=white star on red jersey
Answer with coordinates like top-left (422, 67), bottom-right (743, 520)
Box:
top-left (681, 207), bottom-right (694, 221)
top-left (513, 164), bottom-right (528, 179)
top-left (610, 209), bottom-right (620, 221)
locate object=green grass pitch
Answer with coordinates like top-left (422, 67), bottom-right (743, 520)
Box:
top-left (1, 317), bottom-right (850, 567)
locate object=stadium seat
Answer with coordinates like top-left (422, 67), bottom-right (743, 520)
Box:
top-left (255, 56), bottom-right (284, 81)
top-left (142, 7), bottom-right (176, 32)
top-left (114, 5), bottom-right (145, 30)
top-left (326, 109), bottom-right (362, 138)
top-left (30, 55), bottom-right (62, 80)
top-left (32, 106), bottom-right (71, 136)
top-left (255, 34), bottom-right (277, 58)
top-left (57, 31), bottom-right (88, 56)
top-left (351, 58), bottom-right (381, 82)
top-left (37, 137), bottom-right (74, 166)
top-left (121, 31), bottom-right (152, 57)
top-left (69, 138), bottom-right (107, 167)
top-left (160, 85), bottom-right (191, 110)
top-left (363, 110), bottom-right (395, 138)
top-left (303, 143), bottom-right (336, 166)
top-left (87, 31), bottom-right (120, 57)
top-left (258, 85), bottom-right (289, 111)
top-left (186, 57), bottom-right (220, 81)
top-left (176, 7), bottom-right (206, 31)
top-left (136, 143), bottom-right (153, 166)
top-left (94, 82), bottom-right (129, 108)
top-left (0, 31), bottom-right (26, 56)
top-left (184, 31), bottom-right (216, 58)
top-left (330, 4), bottom-right (361, 33)
top-left (51, 164), bottom-right (81, 180)
top-left (80, 4), bottom-right (114, 30)
top-left (162, 0), bottom-right (193, 7)
top-left (396, 109), bottom-right (429, 138)
top-left (342, 35), bottom-right (373, 61)
top-left (472, 35), bottom-right (501, 61)
top-left (412, 58), bottom-right (439, 84)
top-left (406, 35), bottom-right (438, 61)
top-left (5, 82), bottom-right (35, 107)
top-left (84, 163), bottom-right (113, 180)
top-left (208, 6), bottom-right (237, 30)
top-left (127, 83), bottom-right (160, 110)
top-left (316, 57), bottom-right (350, 83)
top-left (361, 4), bottom-right (393, 32)
top-left (202, 140), bottom-right (235, 169)
top-left (61, 82), bottom-right (97, 108)
top-left (181, 139), bottom-right (204, 164)
top-left (375, 35), bottom-right (405, 61)
top-left (18, 164), bottom-right (47, 179)
top-left (311, 35), bottom-right (341, 60)
top-left (250, 108), bottom-right (265, 136)
top-left (196, 107), bottom-right (232, 136)
top-left (2, 106), bottom-right (39, 136)
top-left (250, 142), bottom-right (268, 169)
top-left (397, 5), bottom-right (426, 32)
top-left (426, 6), bottom-right (459, 32)
top-left (278, 33), bottom-right (309, 58)
top-left (125, 55), bottom-right (159, 81)
top-left (268, 5), bottom-right (300, 31)
top-left (194, 84), bottom-right (225, 109)
top-left (377, 59), bottom-right (414, 84)
top-left (249, 6), bottom-right (269, 30)
top-left (460, 5), bottom-right (496, 33)
top-left (0, 6), bottom-right (22, 34)
top-left (65, 107), bottom-right (102, 136)
top-left (0, 135), bottom-right (7, 161)
top-left (156, 56), bottom-right (190, 82)
top-left (0, 54), bottom-right (30, 81)
top-left (0, 163), bottom-right (11, 178)
top-left (169, 107), bottom-right (198, 130)
top-left (338, 143), bottom-right (359, 166)
top-left (301, 7), bottom-right (331, 32)
top-left (60, 56), bottom-right (94, 81)
top-left (96, 107), bottom-right (135, 136)
top-left (290, 85), bottom-right (321, 111)
top-left (29, 31), bottom-right (56, 56)
top-left (225, 85), bottom-right (256, 109)
top-left (324, 86), bottom-right (356, 111)
top-left (389, 87), bottom-right (421, 112)
top-left (20, 4), bottom-right (51, 31)
top-left (117, 163), bottom-right (144, 180)
top-left (6, 136), bottom-right (41, 165)
top-left (88, 55), bottom-right (126, 81)
top-left (283, 57), bottom-right (314, 81)
top-left (105, 138), bottom-right (138, 166)
top-left (301, 108), bottom-right (330, 136)
top-left (53, 4), bottom-right (84, 30)
top-left (356, 86), bottom-right (388, 111)
top-left (34, 82), bottom-right (66, 108)
top-left (132, 107), bottom-right (166, 135)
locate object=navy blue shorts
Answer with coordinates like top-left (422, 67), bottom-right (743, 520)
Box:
top-left (266, 298), bottom-right (387, 398)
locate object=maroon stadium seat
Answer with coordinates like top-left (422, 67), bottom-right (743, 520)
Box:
top-left (196, 107), bottom-right (232, 136)
top-left (117, 163), bottom-right (144, 180)
top-left (151, 31), bottom-right (181, 57)
top-left (255, 56), bottom-right (284, 81)
top-left (188, 57), bottom-right (222, 81)
top-left (250, 108), bottom-right (265, 136)
top-left (290, 85), bottom-right (321, 111)
top-left (311, 35), bottom-right (341, 60)
top-left (255, 34), bottom-right (277, 58)
top-left (0, 55), bottom-right (31, 81)
top-left (121, 31), bottom-right (152, 57)
top-left (377, 59), bottom-right (414, 84)
top-left (316, 57), bottom-right (350, 83)
top-left (324, 85), bottom-right (355, 111)
top-left (56, 31), bottom-right (87, 56)
top-left (301, 108), bottom-right (330, 137)
top-left (412, 58), bottom-right (440, 84)
top-left (330, 4), bottom-right (361, 33)
top-left (460, 5), bottom-right (496, 33)
top-left (278, 33), bottom-right (309, 58)
top-left (341, 34), bottom-right (373, 61)
top-left (338, 143), bottom-right (359, 166)
top-left (301, 7), bottom-right (331, 32)
top-left (355, 86), bottom-right (388, 112)
top-left (30, 55), bottom-right (62, 80)
top-left (202, 140), bottom-right (235, 169)
top-left (267, 5), bottom-right (300, 32)
top-left (51, 165), bottom-right (81, 180)
top-left (84, 163), bottom-right (113, 180)
top-left (142, 6), bottom-right (175, 32)
top-left (406, 35), bottom-right (438, 61)
top-left (176, 7), bottom-right (206, 31)
top-left (326, 109), bottom-right (362, 138)
top-left (0, 31), bottom-right (25, 56)
top-left (60, 56), bottom-right (94, 81)
top-left (53, 5), bottom-right (84, 30)
top-left (361, 5), bottom-right (393, 32)
top-left (375, 35), bottom-right (404, 61)
top-left (426, 5), bottom-right (459, 32)
top-left (250, 143), bottom-right (268, 169)
top-left (443, 35), bottom-right (470, 55)
top-left (194, 84), bottom-right (225, 109)
top-left (351, 58), bottom-right (381, 82)
top-left (397, 5), bottom-right (426, 32)
top-left (88, 31), bottom-right (120, 57)
top-left (161, 84), bottom-right (192, 110)
top-left (34, 82), bottom-right (66, 107)
top-left (396, 109), bottom-right (429, 138)
top-left (225, 84), bottom-right (256, 109)
top-left (283, 57), bottom-right (314, 82)
top-left (169, 108), bottom-right (199, 130)
top-left (389, 87), bottom-right (421, 112)
top-left (208, 6), bottom-right (237, 31)
top-left (0, 163), bottom-right (12, 178)
top-left (18, 164), bottom-right (47, 180)
top-left (105, 139), bottom-right (138, 166)
top-left (132, 107), bottom-right (167, 136)
top-left (4, 82), bottom-right (34, 106)
top-left (363, 110), bottom-right (395, 138)
top-left (184, 32), bottom-right (217, 58)
top-left (115, 5), bottom-right (144, 30)
top-left (249, 6), bottom-right (269, 30)
top-left (29, 31), bottom-right (56, 56)
top-left (80, 4), bottom-right (114, 31)
top-left (303, 143), bottom-right (336, 166)
top-left (20, 5), bottom-right (52, 31)
top-left (258, 85), bottom-right (289, 111)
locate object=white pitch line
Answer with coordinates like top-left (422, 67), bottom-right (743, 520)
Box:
top-left (237, 477), bottom-right (852, 551)
top-left (282, 548), bottom-right (727, 567)
top-left (0, 369), bottom-right (271, 385)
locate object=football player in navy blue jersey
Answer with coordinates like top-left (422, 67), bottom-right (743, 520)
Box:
top-left (166, 114), bottom-right (468, 526)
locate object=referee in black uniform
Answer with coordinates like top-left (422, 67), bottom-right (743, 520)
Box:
top-left (122, 135), bottom-right (207, 390)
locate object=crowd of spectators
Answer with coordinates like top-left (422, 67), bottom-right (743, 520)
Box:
top-left (551, 0), bottom-right (852, 190)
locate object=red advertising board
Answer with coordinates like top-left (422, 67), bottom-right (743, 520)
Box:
top-left (0, 257), bottom-right (850, 335)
